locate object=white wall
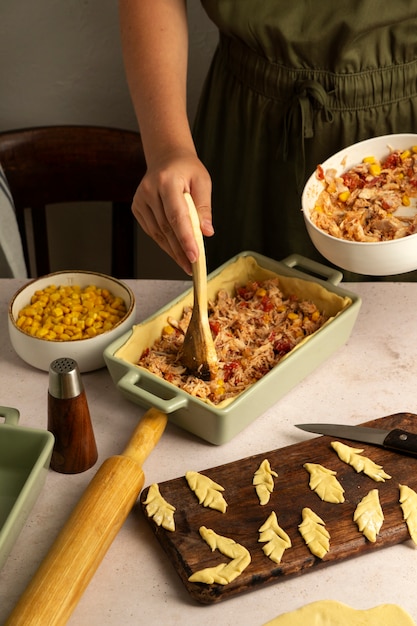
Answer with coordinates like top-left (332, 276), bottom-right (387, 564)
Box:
top-left (0, 0), bottom-right (218, 278)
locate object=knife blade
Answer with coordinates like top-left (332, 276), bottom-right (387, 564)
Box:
top-left (295, 423), bottom-right (417, 457)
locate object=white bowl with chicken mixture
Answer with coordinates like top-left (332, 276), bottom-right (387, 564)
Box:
top-left (302, 133), bottom-right (417, 275)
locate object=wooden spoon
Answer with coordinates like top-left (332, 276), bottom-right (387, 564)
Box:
top-left (179, 193), bottom-right (218, 380)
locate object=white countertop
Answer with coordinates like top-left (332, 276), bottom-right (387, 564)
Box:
top-left (1, 278), bottom-right (417, 625)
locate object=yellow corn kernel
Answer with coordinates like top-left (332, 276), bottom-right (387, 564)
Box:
top-left (256, 288), bottom-right (267, 297)
top-left (163, 325), bottom-right (175, 335)
top-left (287, 312), bottom-right (299, 320)
top-left (400, 150), bottom-right (411, 160)
top-left (26, 306), bottom-right (39, 317)
top-left (85, 316), bottom-right (96, 328)
top-left (363, 156), bottom-right (376, 163)
top-left (412, 145), bottom-right (417, 153)
top-left (313, 205), bottom-right (323, 213)
top-left (112, 297), bottom-right (125, 309)
top-left (277, 305), bottom-right (287, 313)
top-left (16, 316), bottom-right (27, 328)
top-left (402, 195), bottom-right (411, 206)
top-left (82, 300), bottom-right (95, 311)
top-left (311, 310), bottom-right (320, 322)
top-left (338, 190), bottom-right (350, 203)
top-left (369, 163), bottom-right (381, 176)
top-left (215, 380), bottom-right (225, 396)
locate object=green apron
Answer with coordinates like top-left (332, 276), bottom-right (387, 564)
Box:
top-left (194, 1), bottom-right (417, 280)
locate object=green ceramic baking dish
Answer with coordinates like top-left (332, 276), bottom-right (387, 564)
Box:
top-left (104, 252), bottom-right (361, 445)
top-left (0, 406), bottom-right (54, 570)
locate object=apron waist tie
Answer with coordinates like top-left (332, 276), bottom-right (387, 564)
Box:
top-left (281, 80), bottom-right (334, 187)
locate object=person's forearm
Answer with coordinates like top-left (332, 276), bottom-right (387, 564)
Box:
top-left (118, 0), bottom-right (213, 274)
top-left (119, 0), bottom-right (195, 166)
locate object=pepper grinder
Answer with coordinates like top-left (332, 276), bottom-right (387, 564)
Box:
top-left (48, 357), bottom-right (98, 473)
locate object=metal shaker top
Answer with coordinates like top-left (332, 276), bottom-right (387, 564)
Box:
top-left (48, 357), bottom-right (84, 399)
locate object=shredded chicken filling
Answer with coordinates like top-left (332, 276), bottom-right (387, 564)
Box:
top-left (311, 147), bottom-right (417, 242)
top-left (137, 279), bottom-right (328, 404)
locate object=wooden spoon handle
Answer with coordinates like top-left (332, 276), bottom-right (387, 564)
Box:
top-left (5, 408), bottom-right (167, 626)
top-left (184, 192), bottom-right (208, 317)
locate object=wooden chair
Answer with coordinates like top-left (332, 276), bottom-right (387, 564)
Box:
top-left (0, 125), bottom-right (146, 278)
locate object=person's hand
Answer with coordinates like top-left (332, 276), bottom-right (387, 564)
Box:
top-left (132, 150), bottom-right (214, 275)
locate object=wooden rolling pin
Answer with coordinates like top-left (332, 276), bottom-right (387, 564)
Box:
top-left (5, 408), bottom-right (168, 626)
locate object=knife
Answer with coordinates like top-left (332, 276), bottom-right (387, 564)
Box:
top-left (295, 423), bottom-right (417, 457)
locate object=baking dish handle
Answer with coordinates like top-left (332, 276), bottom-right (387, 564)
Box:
top-left (117, 370), bottom-right (188, 414)
top-left (0, 405), bottom-right (20, 425)
top-left (281, 254), bottom-right (343, 286)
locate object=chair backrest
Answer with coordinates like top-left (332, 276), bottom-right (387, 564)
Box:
top-left (0, 125), bottom-right (146, 278)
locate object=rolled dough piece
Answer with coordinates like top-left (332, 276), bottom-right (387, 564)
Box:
top-left (262, 600), bottom-right (415, 626)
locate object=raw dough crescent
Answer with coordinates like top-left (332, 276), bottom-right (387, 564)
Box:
top-left (303, 462), bottom-right (345, 503)
top-left (298, 507), bottom-right (330, 559)
top-left (399, 483), bottom-right (417, 546)
top-left (331, 441), bottom-right (391, 482)
top-left (253, 459), bottom-right (278, 505)
top-left (188, 526), bottom-right (251, 585)
top-left (143, 483), bottom-right (176, 531)
top-left (185, 470), bottom-right (228, 513)
top-left (262, 600), bottom-right (416, 626)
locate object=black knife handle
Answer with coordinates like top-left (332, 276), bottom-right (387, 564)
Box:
top-left (383, 429), bottom-right (417, 457)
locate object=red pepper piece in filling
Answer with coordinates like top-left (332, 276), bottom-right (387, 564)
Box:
top-left (273, 339), bottom-right (292, 355)
top-left (260, 296), bottom-right (274, 312)
top-left (364, 175), bottom-right (384, 188)
top-left (223, 360), bottom-right (240, 382)
top-left (209, 320), bottom-right (221, 336)
top-left (382, 152), bottom-right (402, 169)
top-left (341, 172), bottom-right (364, 191)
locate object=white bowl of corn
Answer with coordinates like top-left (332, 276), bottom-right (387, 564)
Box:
top-left (302, 133), bottom-right (417, 276)
top-left (8, 271), bottom-right (136, 372)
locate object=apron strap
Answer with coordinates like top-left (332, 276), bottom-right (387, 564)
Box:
top-left (281, 80), bottom-right (334, 187)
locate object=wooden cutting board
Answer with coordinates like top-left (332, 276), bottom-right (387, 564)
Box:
top-left (139, 412), bottom-right (417, 604)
